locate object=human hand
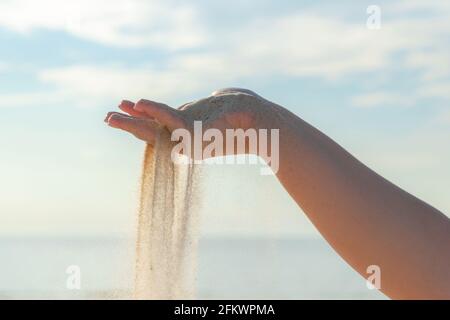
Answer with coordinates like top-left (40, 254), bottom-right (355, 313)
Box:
top-left (105, 88), bottom-right (273, 157)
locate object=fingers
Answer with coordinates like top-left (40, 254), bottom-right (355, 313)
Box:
top-left (105, 112), bottom-right (159, 144)
top-left (134, 99), bottom-right (184, 131)
top-left (118, 100), bottom-right (149, 118)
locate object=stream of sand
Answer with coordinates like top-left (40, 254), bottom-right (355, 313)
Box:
top-left (133, 127), bottom-right (200, 299)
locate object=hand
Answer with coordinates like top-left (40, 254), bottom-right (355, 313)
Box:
top-left (105, 88), bottom-right (272, 156)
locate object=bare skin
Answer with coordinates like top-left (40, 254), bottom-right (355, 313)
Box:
top-left (105, 88), bottom-right (450, 299)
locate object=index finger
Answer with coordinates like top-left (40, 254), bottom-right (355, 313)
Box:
top-left (134, 99), bottom-right (185, 131)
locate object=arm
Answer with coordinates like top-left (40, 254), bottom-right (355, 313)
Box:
top-left (106, 88), bottom-right (450, 299)
top-left (260, 105), bottom-right (450, 299)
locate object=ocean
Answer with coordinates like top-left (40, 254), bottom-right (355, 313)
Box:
top-left (0, 236), bottom-right (386, 299)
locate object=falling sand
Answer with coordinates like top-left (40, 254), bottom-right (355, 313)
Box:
top-left (134, 127), bottom-right (200, 299)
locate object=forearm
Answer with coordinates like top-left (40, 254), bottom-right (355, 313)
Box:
top-left (259, 104), bottom-right (450, 299)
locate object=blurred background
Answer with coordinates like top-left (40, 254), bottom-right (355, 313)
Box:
top-left (0, 0), bottom-right (448, 299)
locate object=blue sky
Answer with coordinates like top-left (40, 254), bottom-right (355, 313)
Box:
top-left (0, 0), bottom-right (449, 237)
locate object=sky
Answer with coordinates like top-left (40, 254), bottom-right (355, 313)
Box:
top-left (0, 0), bottom-right (449, 238)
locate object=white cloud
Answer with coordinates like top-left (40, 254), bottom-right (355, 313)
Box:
top-left (7, 58), bottom-right (237, 108)
top-left (0, 91), bottom-right (70, 108)
top-left (0, 0), bottom-right (206, 50)
top-left (35, 62), bottom-right (234, 106)
top-left (347, 0), bottom-right (450, 108)
top-left (222, 14), bottom-right (390, 79)
top-left (157, 12), bottom-right (435, 81)
top-left (406, 51), bottom-right (450, 81)
top-left (1, 0), bottom-right (449, 109)
top-left (352, 80), bottom-right (450, 109)
top-left (418, 82), bottom-right (450, 100)
top-left (351, 64), bottom-right (450, 108)
top-left (351, 92), bottom-right (416, 108)
top-left (390, 0), bottom-right (450, 13)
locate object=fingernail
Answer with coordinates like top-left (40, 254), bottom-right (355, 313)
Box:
top-left (106, 114), bottom-right (119, 127)
top-left (104, 112), bottom-right (116, 123)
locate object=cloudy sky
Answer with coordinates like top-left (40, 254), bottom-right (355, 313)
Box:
top-left (0, 0), bottom-right (449, 238)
